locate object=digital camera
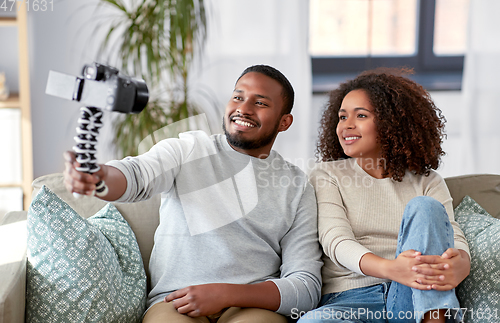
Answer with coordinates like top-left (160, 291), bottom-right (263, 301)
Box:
top-left (45, 62), bottom-right (148, 113)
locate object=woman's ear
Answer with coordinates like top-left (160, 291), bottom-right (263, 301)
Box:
top-left (278, 114), bottom-right (293, 132)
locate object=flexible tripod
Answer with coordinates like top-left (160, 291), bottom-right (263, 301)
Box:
top-left (73, 106), bottom-right (108, 197)
top-left (44, 63), bottom-right (149, 198)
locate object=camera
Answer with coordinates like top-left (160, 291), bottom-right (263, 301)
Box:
top-left (46, 62), bottom-right (149, 113)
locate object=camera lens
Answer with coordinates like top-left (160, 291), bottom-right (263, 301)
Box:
top-left (131, 79), bottom-right (149, 113)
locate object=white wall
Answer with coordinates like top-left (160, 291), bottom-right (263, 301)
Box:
top-left (27, 0), bottom-right (314, 178)
top-left (194, 0), bottom-right (313, 170)
top-left (8, 0), bottom-right (497, 180)
top-left (28, 0), bottom-right (115, 179)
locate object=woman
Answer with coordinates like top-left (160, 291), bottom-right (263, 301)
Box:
top-left (301, 69), bottom-right (470, 323)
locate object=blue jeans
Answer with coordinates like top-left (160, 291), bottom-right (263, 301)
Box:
top-left (298, 196), bottom-right (462, 323)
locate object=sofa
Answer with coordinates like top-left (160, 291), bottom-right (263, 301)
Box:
top-left (1, 172), bottom-right (499, 322)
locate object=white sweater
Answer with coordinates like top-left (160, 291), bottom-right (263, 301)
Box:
top-left (309, 158), bottom-right (469, 295)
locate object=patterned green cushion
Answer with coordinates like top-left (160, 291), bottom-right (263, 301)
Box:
top-left (26, 185), bottom-right (147, 323)
top-left (455, 196), bottom-right (500, 323)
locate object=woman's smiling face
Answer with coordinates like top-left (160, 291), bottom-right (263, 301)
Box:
top-left (336, 89), bottom-right (381, 161)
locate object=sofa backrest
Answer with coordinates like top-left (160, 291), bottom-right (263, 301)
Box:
top-left (445, 174), bottom-right (500, 219)
top-left (31, 172), bottom-right (500, 288)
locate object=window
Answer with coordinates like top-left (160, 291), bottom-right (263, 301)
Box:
top-left (310, 0), bottom-right (470, 92)
top-left (433, 0), bottom-right (469, 56)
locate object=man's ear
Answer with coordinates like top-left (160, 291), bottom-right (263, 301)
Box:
top-left (278, 114), bottom-right (293, 132)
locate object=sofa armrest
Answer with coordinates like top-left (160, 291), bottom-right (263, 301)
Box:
top-left (0, 211), bottom-right (28, 323)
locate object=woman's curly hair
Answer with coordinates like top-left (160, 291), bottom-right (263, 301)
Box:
top-left (316, 68), bottom-right (446, 182)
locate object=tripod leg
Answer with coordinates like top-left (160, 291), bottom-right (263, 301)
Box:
top-left (73, 106), bottom-right (109, 197)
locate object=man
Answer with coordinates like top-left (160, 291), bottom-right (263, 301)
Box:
top-left (64, 65), bottom-right (322, 323)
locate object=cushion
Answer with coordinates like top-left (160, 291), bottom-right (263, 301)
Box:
top-left (455, 196), bottom-right (500, 322)
top-left (26, 185), bottom-right (147, 323)
top-left (32, 173), bottom-right (160, 280)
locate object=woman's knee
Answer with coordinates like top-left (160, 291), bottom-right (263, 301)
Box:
top-left (404, 196), bottom-right (447, 222)
top-left (399, 196), bottom-right (454, 254)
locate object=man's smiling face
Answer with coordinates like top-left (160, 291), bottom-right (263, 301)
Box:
top-left (223, 71), bottom-right (292, 158)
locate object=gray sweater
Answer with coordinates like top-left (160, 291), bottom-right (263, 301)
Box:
top-left (107, 131), bottom-right (323, 315)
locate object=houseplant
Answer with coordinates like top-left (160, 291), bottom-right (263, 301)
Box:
top-left (94, 0), bottom-right (210, 157)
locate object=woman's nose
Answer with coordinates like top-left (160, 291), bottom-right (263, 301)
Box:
top-left (344, 117), bottom-right (355, 129)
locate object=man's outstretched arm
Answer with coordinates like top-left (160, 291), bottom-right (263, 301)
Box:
top-left (165, 281), bottom-right (280, 317)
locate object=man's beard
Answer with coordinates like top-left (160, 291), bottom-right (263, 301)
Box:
top-left (222, 117), bottom-right (280, 151)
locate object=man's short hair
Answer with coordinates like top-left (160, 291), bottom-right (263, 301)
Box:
top-left (237, 65), bottom-right (295, 115)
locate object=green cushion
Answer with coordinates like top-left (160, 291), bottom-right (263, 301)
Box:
top-left (26, 185), bottom-right (147, 323)
top-left (455, 196), bottom-right (500, 323)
